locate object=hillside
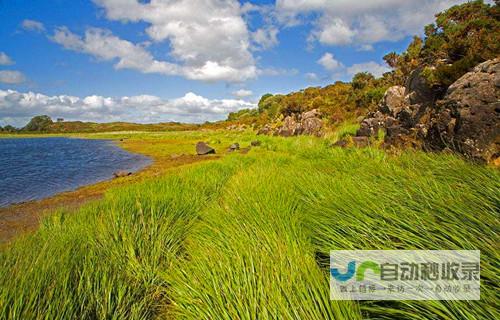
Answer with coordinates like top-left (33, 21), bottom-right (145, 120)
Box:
top-left (231, 1), bottom-right (499, 164)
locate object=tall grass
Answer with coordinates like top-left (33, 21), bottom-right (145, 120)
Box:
top-left (0, 134), bottom-right (498, 319)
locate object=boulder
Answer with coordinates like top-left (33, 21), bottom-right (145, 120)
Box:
top-left (302, 109), bottom-right (321, 120)
top-left (356, 58), bottom-right (500, 164)
top-left (113, 171), bottom-right (132, 178)
top-left (379, 86), bottom-right (406, 116)
top-left (356, 111), bottom-right (385, 137)
top-left (227, 143), bottom-right (240, 152)
top-left (426, 58), bottom-right (500, 163)
top-left (331, 139), bottom-right (348, 148)
top-left (251, 140), bottom-right (262, 146)
top-left (196, 142), bottom-right (216, 155)
top-left (259, 109), bottom-right (324, 137)
top-left (277, 115), bottom-right (302, 137)
top-left (257, 124), bottom-right (272, 135)
top-left (302, 116), bottom-right (323, 136)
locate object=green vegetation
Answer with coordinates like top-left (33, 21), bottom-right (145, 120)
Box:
top-left (22, 115), bottom-right (54, 132)
top-left (388, 0), bottom-right (500, 89)
top-left (229, 1), bottom-right (499, 126)
top-left (1, 131), bottom-right (498, 319)
top-left (0, 2), bottom-right (498, 318)
top-left (1, 116), bottom-right (203, 134)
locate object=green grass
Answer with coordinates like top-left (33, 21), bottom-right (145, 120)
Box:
top-left (0, 133), bottom-right (498, 319)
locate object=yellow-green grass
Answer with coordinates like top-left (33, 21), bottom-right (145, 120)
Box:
top-left (0, 132), bottom-right (498, 319)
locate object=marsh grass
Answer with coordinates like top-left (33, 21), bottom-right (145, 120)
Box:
top-left (0, 132), bottom-right (498, 319)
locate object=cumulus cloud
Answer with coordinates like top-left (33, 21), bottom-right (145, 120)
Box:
top-left (0, 89), bottom-right (256, 127)
top-left (346, 61), bottom-right (391, 78)
top-left (21, 19), bottom-right (45, 32)
top-left (0, 52), bottom-right (13, 66)
top-left (0, 71), bottom-right (26, 84)
top-left (252, 27), bottom-right (279, 50)
top-left (276, 0), bottom-right (468, 47)
top-left (317, 53), bottom-right (343, 71)
top-left (88, 0), bottom-right (258, 82)
top-left (232, 89), bottom-right (253, 98)
top-left (51, 27), bottom-right (180, 76)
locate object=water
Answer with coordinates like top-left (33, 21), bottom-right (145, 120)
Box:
top-left (0, 138), bottom-right (151, 207)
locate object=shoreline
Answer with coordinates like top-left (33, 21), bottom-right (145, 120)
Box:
top-left (0, 134), bottom-right (220, 245)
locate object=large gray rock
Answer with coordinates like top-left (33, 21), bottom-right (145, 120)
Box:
top-left (277, 115), bottom-right (302, 137)
top-left (302, 116), bottom-right (323, 136)
top-left (357, 58), bottom-right (500, 164)
top-left (196, 142), bottom-right (216, 155)
top-left (273, 109), bottom-right (324, 137)
top-left (426, 58), bottom-right (500, 163)
top-left (379, 86), bottom-right (406, 116)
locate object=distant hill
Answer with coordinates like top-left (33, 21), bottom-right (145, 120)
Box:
top-left (0, 116), bottom-right (201, 134)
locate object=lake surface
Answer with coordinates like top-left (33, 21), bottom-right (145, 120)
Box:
top-left (0, 138), bottom-right (151, 207)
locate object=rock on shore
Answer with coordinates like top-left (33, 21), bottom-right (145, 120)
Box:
top-left (357, 58), bottom-right (500, 164)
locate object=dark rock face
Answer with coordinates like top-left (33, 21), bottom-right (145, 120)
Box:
top-left (405, 67), bottom-right (438, 107)
top-left (196, 142), bottom-right (216, 155)
top-left (357, 58), bottom-right (500, 164)
top-left (426, 59), bottom-right (500, 163)
top-left (260, 109), bottom-right (324, 137)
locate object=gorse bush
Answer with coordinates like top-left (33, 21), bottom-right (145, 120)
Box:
top-left (0, 134), bottom-right (498, 319)
top-left (229, 1), bottom-right (499, 125)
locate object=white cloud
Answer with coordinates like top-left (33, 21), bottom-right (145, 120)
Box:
top-left (305, 72), bottom-right (319, 81)
top-left (51, 27), bottom-right (180, 75)
top-left (347, 61), bottom-right (391, 78)
top-left (0, 71), bottom-right (26, 84)
top-left (0, 89), bottom-right (256, 127)
top-left (252, 27), bottom-right (279, 50)
top-left (317, 53), bottom-right (343, 71)
top-left (276, 0), bottom-right (468, 46)
top-left (357, 44), bottom-right (374, 52)
top-left (21, 19), bottom-right (45, 32)
top-left (314, 18), bottom-right (354, 46)
top-left (232, 89), bottom-right (253, 98)
top-left (0, 52), bottom-right (13, 66)
top-left (90, 0), bottom-right (258, 82)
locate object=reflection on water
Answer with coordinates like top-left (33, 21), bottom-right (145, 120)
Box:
top-left (0, 138), bottom-right (151, 207)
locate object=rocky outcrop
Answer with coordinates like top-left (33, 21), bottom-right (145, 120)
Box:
top-left (258, 109), bottom-right (324, 137)
top-left (196, 142), bottom-right (216, 155)
top-left (426, 59), bottom-right (500, 162)
top-left (357, 58), bottom-right (500, 164)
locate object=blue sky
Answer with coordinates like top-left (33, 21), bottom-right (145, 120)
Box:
top-left (0, 0), bottom-right (471, 126)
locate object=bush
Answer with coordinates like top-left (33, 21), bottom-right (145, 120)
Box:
top-left (23, 115), bottom-right (53, 132)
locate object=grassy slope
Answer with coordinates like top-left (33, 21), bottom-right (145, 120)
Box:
top-left (0, 131), bottom-right (498, 319)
